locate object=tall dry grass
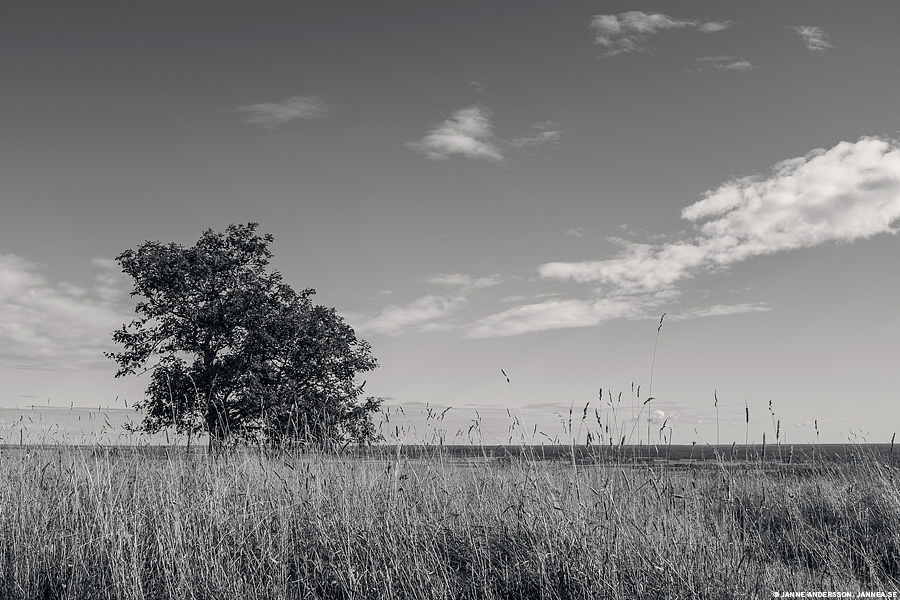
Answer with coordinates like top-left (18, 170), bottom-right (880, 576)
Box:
top-left (0, 439), bottom-right (898, 599)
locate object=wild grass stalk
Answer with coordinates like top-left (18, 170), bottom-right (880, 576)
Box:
top-left (714, 390), bottom-right (720, 448)
top-left (646, 313), bottom-right (666, 460)
top-left (745, 401), bottom-right (750, 461)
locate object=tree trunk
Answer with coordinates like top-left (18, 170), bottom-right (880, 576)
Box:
top-left (206, 399), bottom-right (228, 448)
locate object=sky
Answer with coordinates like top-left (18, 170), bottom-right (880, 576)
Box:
top-left (2, 1), bottom-right (899, 446)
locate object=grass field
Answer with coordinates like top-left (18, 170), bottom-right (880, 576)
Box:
top-left (1, 439), bottom-right (898, 599)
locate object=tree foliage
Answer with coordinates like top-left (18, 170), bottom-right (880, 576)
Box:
top-left (107, 223), bottom-right (380, 447)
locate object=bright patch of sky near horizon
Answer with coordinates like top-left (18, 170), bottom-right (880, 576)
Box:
top-left (1, 1), bottom-right (898, 445)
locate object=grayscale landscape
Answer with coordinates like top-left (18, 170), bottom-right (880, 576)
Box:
top-left (1, 2), bottom-right (899, 598)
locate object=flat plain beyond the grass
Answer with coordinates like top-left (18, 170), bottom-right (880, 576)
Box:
top-left (1, 443), bottom-right (898, 599)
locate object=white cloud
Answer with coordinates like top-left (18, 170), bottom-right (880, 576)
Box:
top-left (683, 137), bottom-right (900, 263)
top-left (467, 296), bottom-right (651, 338)
top-left (565, 227), bottom-right (587, 238)
top-left (475, 136), bottom-right (900, 336)
top-left (235, 95), bottom-right (332, 129)
top-left (0, 255), bottom-right (131, 370)
top-left (357, 272), bottom-right (503, 336)
top-left (407, 108), bottom-right (561, 163)
top-left (91, 257), bottom-right (126, 304)
top-left (424, 273), bottom-right (502, 291)
top-left (500, 292), bottom-right (562, 304)
top-left (716, 60), bottom-right (753, 71)
top-left (689, 56), bottom-right (754, 72)
top-left (357, 295), bottom-right (466, 337)
top-left (547, 137), bottom-right (900, 288)
top-left (508, 122), bottom-right (562, 151)
top-left (539, 238), bottom-right (707, 294)
top-left (648, 410), bottom-right (665, 424)
top-left (668, 303), bottom-right (774, 321)
top-left (590, 11), bottom-right (733, 57)
top-left (789, 26), bottom-right (832, 52)
top-left (406, 107), bottom-right (504, 162)
top-left (696, 22), bottom-right (731, 34)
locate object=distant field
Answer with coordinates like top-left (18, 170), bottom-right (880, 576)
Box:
top-left (0, 443), bottom-right (898, 599)
top-left (3, 441), bottom-right (893, 462)
top-left (356, 443), bottom-right (898, 464)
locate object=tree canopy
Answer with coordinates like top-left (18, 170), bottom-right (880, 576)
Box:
top-left (107, 223), bottom-right (380, 447)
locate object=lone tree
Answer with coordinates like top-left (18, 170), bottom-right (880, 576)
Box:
top-left (107, 223), bottom-right (381, 447)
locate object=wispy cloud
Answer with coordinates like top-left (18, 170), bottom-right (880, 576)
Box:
top-left (0, 255), bottom-right (131, 370)
top-left (235, 95), bottom-right (332, 129)
top-left (540, 238), bottom-right (707, 293)
top-left (590, 11), bottom-right (733, 57)
top-left (471, 136), bottom-right (900, 336)
top-left (713, 60), bottom-right (753, 71)
top-left (500, 292), bottom-right (562, 304)
top-left (508, 121), bottom-right (562, 151)
top-left (423, 273), bottom-right (502, 291)
top-left (668, 303), bottom-right (774, 321)
top-left (406, 107), bottom-right (504, 162)
top-left (358, 295), bottom-right (467, 337)
top-left (565, 227), bottom-right (587, 238)
top-left (788, 26), bottom-right (832, 52)
top-left (467, 296), bottom-right (653, 338)
top-left (356, 272), bottom-right (502, 336)
top-left (688, 56), bottom-right (754, 72)
top-left (407, 107), bottom-right (561, 163)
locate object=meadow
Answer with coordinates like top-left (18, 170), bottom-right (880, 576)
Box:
top-left (1, 436), bottom-right (898, 599)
